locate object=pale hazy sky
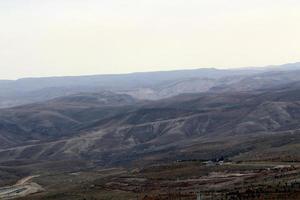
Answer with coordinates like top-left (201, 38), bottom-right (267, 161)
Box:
top-left (1, 0), bottom-right (300, 79)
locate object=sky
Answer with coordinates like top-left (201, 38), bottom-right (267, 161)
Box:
top-left (1, 0), bottom-right (300, 79)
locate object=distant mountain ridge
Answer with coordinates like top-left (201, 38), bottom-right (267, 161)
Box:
top-left (1, 62), bottom-right (299, 108)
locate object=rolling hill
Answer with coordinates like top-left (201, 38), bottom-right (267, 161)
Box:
top-left (1, 64), bottom-right (300, 199)
top-left (0, 80), bottom-right (300, 166)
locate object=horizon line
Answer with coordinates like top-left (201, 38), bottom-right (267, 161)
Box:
top-left (1, 61), bottom-right (299, 81)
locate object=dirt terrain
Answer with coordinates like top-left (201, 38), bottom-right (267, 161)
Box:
top-left (0, 175), bottom-right (43, 199)
top-left (10, 161), bottom-right (300, 200)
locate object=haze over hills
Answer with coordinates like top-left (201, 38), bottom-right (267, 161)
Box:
top-left (1, 62), bottom-right (300, 108)
top-left (1, 63), bottom-right (300, 199)
top-left (1, 84), bottom-right (300, 164)
top-left (2, 0), bottom-right (300, 197)
top-left (0, 63), bottom-right (300, 164)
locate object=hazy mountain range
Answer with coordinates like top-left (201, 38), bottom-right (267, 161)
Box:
top-left (0, 62), bottom-right (300, 169)
top-left (1, 62), bottom-right (300, 108)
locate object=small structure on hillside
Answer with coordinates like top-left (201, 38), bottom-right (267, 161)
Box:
top-left (203, 156), bottom-right (225, 166)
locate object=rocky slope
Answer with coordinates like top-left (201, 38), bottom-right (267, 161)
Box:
top-left (1, 83), bottom-right (300, 166)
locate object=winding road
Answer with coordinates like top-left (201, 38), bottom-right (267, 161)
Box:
top-left (0, 175), bottom-right (43, 199)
